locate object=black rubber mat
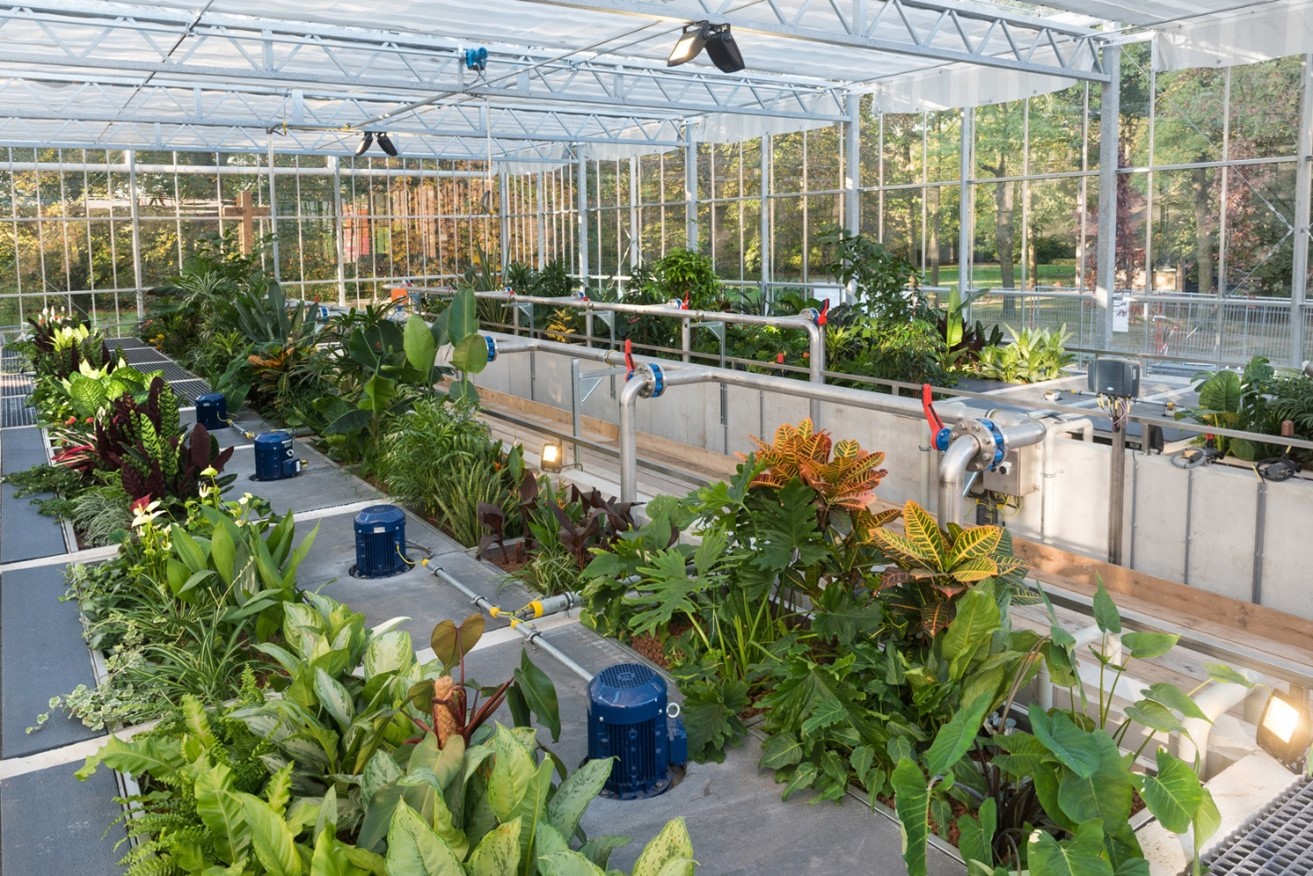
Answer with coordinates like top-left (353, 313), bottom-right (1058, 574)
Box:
top-left (0, 565), bottom-right (99, 759)
top-left (0, 762), bottom-right (125, 875)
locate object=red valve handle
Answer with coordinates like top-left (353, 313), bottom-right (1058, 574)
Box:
top-left (624, 339), bottom-right (635, 376)
top-left (818, 299), bottom-right (829, 326)
top-left (681, 291), bottom-right (690, 310)
top-left (921, 383), bottom-right (944, 438)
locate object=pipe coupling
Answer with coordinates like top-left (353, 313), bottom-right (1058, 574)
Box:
top-left (629, 362), bottom-right (666, 399)
top-left (483, 335), bottom-right (498, 362)
top-left (948, 418), bottom-right (1006, 470)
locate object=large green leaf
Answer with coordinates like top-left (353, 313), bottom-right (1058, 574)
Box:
top-left (1122, 632), bottom-right (1179, 660)
top-left (1092, 579), bottom-right (1122, 634)
top-left (314, 668), bottom-right (354, 732)
top-left (1141, 683), bottom-right (1209, 723)
top-left (941, 587), bottom-right (1000, 681)
top-left (447, 287), bottom-right (479, 342)
top-left (76, 734), bottom-right (184, 780)
top-left (891, 758), bottom-right (932, 876)
top-left (957, 797), bottom-right (996, 866)
top-left (364, 630), bottom-right (414, 680)
top-left (748, 479), bottom-right (830, 570)
top-left (239, 793), bottom-right (303, 876)
top-left (1141, 749), bottom-right (1203, 834)
top-left (430, 614), bottom-right (485, 671)
top-left (386, 801), bottom-right (465, 876)
top-left (546, 756), bottom-right (611, 841)
top-left (467, 817), bottom-right (522, 876)
top-left (538, 852), bottom-right (607, 876)
top-left (631, 817), bottom-right (695, 876)
top-left (512, 651), bottom-right (560, 742)
top-left (925, 692), bottom-right (992, 777)
top-left (195, 763), bottom-right (248, 864)
top-left (1030, 709), bottom-right (1102, 779)
top-left (310, 826), bottom-right (351, 876)
top-left (452, 334), bottom-right (491, 374)
top-left (488, 725), bottom-right (536, 822)
top-left (1027, 821), bottom-right (1114, 876)
top-left (211, 520), bottom-right (237, 584)
top-left (404, 315), bottom-right (438, 376)
top-left (1197, 370), bottom-right (1241, 414)
top-left (1055, 731), bottom-right (1134, 831)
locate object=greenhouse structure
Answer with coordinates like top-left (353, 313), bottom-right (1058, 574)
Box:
top-left (4, 1), bottom-right (1313, 874)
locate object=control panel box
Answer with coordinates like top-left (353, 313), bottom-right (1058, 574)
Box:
top-left (980, 447), bottom-right (1039, 497)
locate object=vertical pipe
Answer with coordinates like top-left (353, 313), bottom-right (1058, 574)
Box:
top-left (1108, 424), bottom-right (1127, 565)
top-left (681, 320), bottom-right (691, 363)
top-left (569, 357), bottom-right (582, 468)
top-left (536, 171), bottom-right (547, 269)
top-left (619, 377), bottom-right (646, 502)
top-left (845, 93), bottom-right (861, 236)
top-left (1096, 45), bottom-right (1122, 351)
top-left (127, 150), bottom-right (144, 321)
top-left (1252, 481), bottom-right (1267, 604)
top-left (332, 155), bottom-right (347, 306)
top-left (685, 123), bottom-right (698, 250)
top-left (1290, 54), bottom-right (1313, 365)
top-left (576, 150), bottom-right (589, 288)
top-left (958, 107), bottom-right (974, 296)
top-left (266, 139), bottom-right (281, 282)
top-left (628, 156), bottom-right (640, 279)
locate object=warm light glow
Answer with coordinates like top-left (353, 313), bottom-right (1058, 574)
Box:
top-left (668, 23), bottom-right (708, 67)
top-left (541, 441), bottom-right (563, 472)
top-left (1265, 695), bottom-right (1301, 744)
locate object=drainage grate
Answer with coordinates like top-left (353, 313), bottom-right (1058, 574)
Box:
top-left (0, 373), bottom-right (34, 398)
top-left (1, 396), bottom-right (37, 428)
top-left (170, 379), bottom-right (212, 403)
top-left (117, 346), bottom-right (170, 366)
top-left (0, 348), bottom-right (25, 374)
top-left (1203, 775), bottom-right (1313, 875)
top-left (107, 337), bottom-right (151, 351)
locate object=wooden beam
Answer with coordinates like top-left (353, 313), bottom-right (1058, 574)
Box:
top-left (220, 190), bottom-right (270, 255)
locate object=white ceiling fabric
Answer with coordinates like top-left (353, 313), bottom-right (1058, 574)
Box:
top-left (1152, 0), bottom-right (1313, 70)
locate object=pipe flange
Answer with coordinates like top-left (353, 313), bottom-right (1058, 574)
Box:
top-left (484, 335), bottom-right (498, 362)
top-left (949, 419), bottom-right (1003, 471)
top-left (630, 362), bottom-right (666, 399)
top-left (979, 418), bottom-right (1006, 468)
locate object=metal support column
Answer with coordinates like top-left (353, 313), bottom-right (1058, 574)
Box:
top-left (536, 171), bottom-right (547, 269)
top-left (127, 150), bottom-right (144, 320)
top-left (576, 149), bottom-right (589, 288)
top-left (1096, 45), bottom-right (1122, 351)
top-left (1108, 423), bottom-right (1127, 565)
top-left (685, 122), bottom-right (699, 250)
top-left (331, 156), bottom-right (347, 306)
top-left (1291, 54), bottom-right (1313, 364)
top-left (266, 140), bottom-right (281, 282)
top-left (760, 135), bottom-right (772, 305)
top-left (958, 108), bottom-right (974, 295)
top-left (845, 93), bottom-right (862, 236)
top-left (628, 157), bottom-right (640, 275)
top-left (498, 166), bottom-right (510, 274)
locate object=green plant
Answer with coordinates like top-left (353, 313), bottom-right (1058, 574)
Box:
top-left (66, 482), bottom-right (133, 546)
top-left (818, 227), bottom-right (923, 322)
top-left (937, 288), bottom-right (1003, 370)
top-left (1178, 356), bottom-right (1276, 459)
top-left (975, 324), bottom-right (1075, 383)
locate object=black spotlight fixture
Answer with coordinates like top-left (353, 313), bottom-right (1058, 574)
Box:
top-left (704, 23), bottom-right (745, 73)
top-left (376, 132), bottom-right (398, 157)
top-left (668, 22), bottom-right (710, 67)
top-left (353, 130), bottom-right (374, 156)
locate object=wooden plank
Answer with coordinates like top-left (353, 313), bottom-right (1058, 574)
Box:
top-left (1014, 537), bottom-right (1313, 668)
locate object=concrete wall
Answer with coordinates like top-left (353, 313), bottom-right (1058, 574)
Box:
top-left (474, 344), bottom-right (1313, 620)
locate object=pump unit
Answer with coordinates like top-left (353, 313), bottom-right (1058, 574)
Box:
top-left (353, 504), bottom-right (409, 578)
top-left (587, 663), bottom-right (687, 799)
top-left (195, 393), bottom-right (227, 431)
top-left (253, 431), bottom-right (300, 481)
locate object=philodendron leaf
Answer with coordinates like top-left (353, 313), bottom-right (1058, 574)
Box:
top-left (925, 692), bottom-right (992, 777)
top-left (430, 614), bottom-right (485, 670)
top-left (1141, 749), bottom-right (1204, 835)
top-left (631, 817), bottom-right (695, 876)
top-left (1122, 631), bottom-right (1179, 660)
top-left (1206, 663), bottom-right (1253, 687)
top-left (1029, 709), bottom-right (1102, 779)
top-left (1092, 578), bottom-right (1122, 634)
top-left (957, 797), bottom-right (996, 866)
top-left (891, 758), bottom-right (932, 876)
top-left (1027, 821), bottom-right (1114, 876)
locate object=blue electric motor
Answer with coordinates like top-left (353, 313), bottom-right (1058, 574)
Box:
top-left (195, 393), bottom-right (227, 431)
top-left (587, 663), bottom-right (688, 799)
top-left (253, 430), bottom-right (301, 481)
top-left (353, 504), bottom-right (409, 578)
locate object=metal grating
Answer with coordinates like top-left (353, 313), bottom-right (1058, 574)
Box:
top-left (0, 373), bottom-right (34, 398)
top-left (1, 396), bottom-right (37, 428)
top-left (106, 337), bottom-right (151, 351)
top-left (0, 348), bottom-right (25, 374)
top-left (170, 379), bottom-right (211, 404)
top-left (117, 347), bottom-right (171, 366)
top-left (1203, 775), bottom-right (1313, 875)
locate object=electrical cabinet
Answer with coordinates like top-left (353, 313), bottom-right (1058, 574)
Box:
top-left (980, 446), bottom-right (1039, 497)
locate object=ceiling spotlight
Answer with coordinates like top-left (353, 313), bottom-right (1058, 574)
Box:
top-left (705, 23), bottom-right (745, 73)
top-left (354, 131), bottom-right (374, 157)
top-left (376, 132), bottom-right (398, 157)
top-left (668, 22), bottom-right (709, 67)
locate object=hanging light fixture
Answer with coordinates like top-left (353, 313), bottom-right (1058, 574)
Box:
top-left (354, 131), bottom-right (374, 156)
top-left (668, 22), bottom-right (709, 67)
top-left (376, 132), bottom-right (398, 157)
top-left (704, 23), bottom-right (745, 73)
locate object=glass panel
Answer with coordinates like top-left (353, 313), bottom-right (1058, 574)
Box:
top-left (1029, 86), bottom-right (1087, 175)
top-left (1120, 43), bottom-right (1153, 168)
top-left (1225, 162), bottom-right (1297, 299)
top-left (926, 110), bottom-right (961, 184)
top-left (772, 194), bottom-right (803, 281)
top-left (806, 126), bottom-right (844, 192)
top-left (1151, 167), bottom-right (1219, 295)
top-left (1026, 177), bottom-right (1084, 292)
top-left (975, 102), bottom-right (1025, 181)
top-left (973, 180), bottom-right (1022, 290)
top-left (1229, 56), bottom-right (1302, 159)
top-left (879, 188), bottom-right (922, 269)
top-left (878, 113), bottom-right (924, 186)
top-left (1154, 67), bottom-right (1226, 166)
